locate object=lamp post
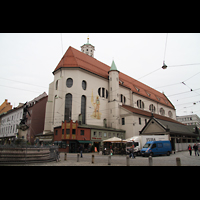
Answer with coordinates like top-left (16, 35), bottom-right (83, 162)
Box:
top-left (162, 61), bottom-right (168, 70)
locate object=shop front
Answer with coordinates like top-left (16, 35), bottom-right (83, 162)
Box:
top-left (103, 137), bottom-right (126, 155)
top-left (90, 127), bottom-right (126, 152)
top-left (53, 120), bottom-right (92, 153)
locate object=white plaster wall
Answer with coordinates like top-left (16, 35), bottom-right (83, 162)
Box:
top-left (50, 68), bottom-right (110, 128)
top-left (0, 107), bottom-right (23, 138)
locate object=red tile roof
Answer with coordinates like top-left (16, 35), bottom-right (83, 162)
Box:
top-left (122, 104), bottom-right (182, 125)
top-left (53, 46), bottom-right (175, 109)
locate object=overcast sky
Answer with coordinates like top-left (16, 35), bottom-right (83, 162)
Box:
top-left (0, 33), bottom-right (200, 117)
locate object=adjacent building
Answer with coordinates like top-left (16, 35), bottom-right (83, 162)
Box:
top-left (0, 103), bottom-right (23, 144)
top-left (43, 37), bottom-right (177, 152)
top-left (140, 115), bottom-right (199, 152)
top-left (177, 114), bottom-right (200, 127)
top-left (0, 92), bottom-right (48, 144)
top-left (0, 99), bottom-right (12, 114)
top-left (26, 92), bottom-right (48, 144)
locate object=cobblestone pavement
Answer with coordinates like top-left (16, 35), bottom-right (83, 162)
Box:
top-left (15, 150), bottom-right (200, 166)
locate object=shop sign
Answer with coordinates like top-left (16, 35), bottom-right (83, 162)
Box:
top-left (92, 137), bottom-right (102, 140)
top-left (39, 136), bottom-right (53, 140)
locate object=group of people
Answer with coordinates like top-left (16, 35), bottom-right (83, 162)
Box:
top-left (188, 144), bottom-right (199, 156)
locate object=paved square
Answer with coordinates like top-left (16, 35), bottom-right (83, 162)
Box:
top-left (16, 150), bottom-right (200, 166)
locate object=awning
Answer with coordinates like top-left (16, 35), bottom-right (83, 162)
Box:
top-left (103, 137), bottom-right (126, 143)
top-left (78, 140), bottom-right (92, 144)
top-left (39, 139), bottom-right (52, 142)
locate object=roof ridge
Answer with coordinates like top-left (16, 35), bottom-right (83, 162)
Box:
top-left (69, 46), bottom-right (79, 66)
top-left (71, 46), bottom-right (110, 69)
top-left (122, 104), bottom-right (179, 124)
top-left (53, 46), bottom-right (174, 109)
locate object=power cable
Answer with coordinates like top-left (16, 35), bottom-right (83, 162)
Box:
top-left (168, 63), bottom-right (200, 68)
top-left (163, 33), bottom-right (168, 64)
top-left (168, 88), bottom-right (200, 97)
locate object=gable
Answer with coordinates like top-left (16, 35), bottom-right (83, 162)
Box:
top-left (142, 119), bottom-right (166, 134)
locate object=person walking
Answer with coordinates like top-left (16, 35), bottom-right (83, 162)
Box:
top-left (188, 144), bottom-right (192, 156)
top-left (79, 145), bottom-right (83, 158)
top-left (193, 143), bottom-right (199, 156)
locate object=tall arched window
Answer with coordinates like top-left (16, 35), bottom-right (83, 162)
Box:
top-left (81, 95), bottom-right (86, 124)
top-left (55, 80), bottom-right (58, 90)
top-left (65, 93), bottom-right (72, 122)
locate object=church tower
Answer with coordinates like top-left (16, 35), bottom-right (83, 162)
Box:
top-left (108, 60), bottom-right (120, 129)
top-left (81, 36), bottom-right (95, 57)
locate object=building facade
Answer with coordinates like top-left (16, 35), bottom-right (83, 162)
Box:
top-left (177, 114), bottom-right (200, 127)
top-left (26, 92), bottom-right (48, 144)
top-left (0, 92), bottom-right (48, 144)
top-left (140, 115), bottom-right (199, 152)
top-left (0, 99), bottom-right (12, 114)
top-left (0, 104), bottom-right (23, 144)
top-left (43, 38), bottom-right (176, 152)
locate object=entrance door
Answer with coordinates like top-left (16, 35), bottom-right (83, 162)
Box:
top-left (70, 142), bottom-right (77, 153)
top-left (94, 142), bottom-right (100, 152)
top-left (170, 138), bottom-right (175, 151)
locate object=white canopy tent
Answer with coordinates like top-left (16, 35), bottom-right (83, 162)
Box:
top-left (103, 137), bottom-right (126, 143)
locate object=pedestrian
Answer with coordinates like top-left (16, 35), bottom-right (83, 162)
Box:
top-left (193, 143), bottom-right (199, 156)
top-left (103, 147), bottom-right (106, 155)
top-left (129, 146), bottom-right (135, 158)
top-left (79, 144), bottom-right (83, 158)
top-left (110, 149), bottom-right (113, 156)
top-left (188, 144), bottom-right (192, 156)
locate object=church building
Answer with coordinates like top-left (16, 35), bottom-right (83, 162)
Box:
top-left (43, 37), bottom-right (177, 152)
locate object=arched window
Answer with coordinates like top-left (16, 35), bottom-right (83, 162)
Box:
top-left (98, 87), bottom-right (108, 99)
top-left (168, 111), bottom-right (173, 118)
top-left (82, 80), bottom-right (87, 90)
top-left (137, 100), bottom-right (144, 109)
top-left (120, 94), bottom-right (126, 104)
top-left (149, 104), bottom-right (156, 113)
top-left (65, 93), bottom-right (72, 122)
top-left (55, 80), bottom-right (58, 90)
top-left (81, 95), bottom-right (86, 124)
top-left (66, 78), bottom-right (73, 88)
top-left (160, 108), bottom-right (165, 116)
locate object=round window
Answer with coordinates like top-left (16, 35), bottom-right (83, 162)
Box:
top-left (66, 78), bottom-right (73, 88)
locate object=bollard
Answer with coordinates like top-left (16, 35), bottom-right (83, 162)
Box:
top-left (126, 155), bottom-right (130, 166)
top-left (149, 156), bottom-right (153, 166)
top-left (77, 153), bottom-right (80, 162)
top-left (64, 153), bottom-right (67, 161)
top-left (92, 154), bottom-right (94, 164)
top-left (108, 155), bottom-right (111, 165)
top-left (176, 157), bottom-right (181, 166)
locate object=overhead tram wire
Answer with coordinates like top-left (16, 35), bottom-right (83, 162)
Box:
top-left (168, 88), bottom-right (200, 97)
top-left (162, 33), bottom-right (168, 68)
top-left (168, 63), bottom-right (200, 68)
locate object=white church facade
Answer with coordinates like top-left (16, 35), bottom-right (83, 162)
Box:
top-left (43, 38), bottom-right (177, 150)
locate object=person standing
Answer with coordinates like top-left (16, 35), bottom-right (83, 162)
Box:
top-left (188, 144), bottom-right (192, 156)
top-left (193, 143), bottom-right (199, 156)
top-left (79, 144), bottom-right (83, 158)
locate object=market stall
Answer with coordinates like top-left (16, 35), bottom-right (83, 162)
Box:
top-left (103, 137), bottom-right (126, 155)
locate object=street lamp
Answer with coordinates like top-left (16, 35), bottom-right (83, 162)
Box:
top-left (162, 61), bottom-right (168, 70)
